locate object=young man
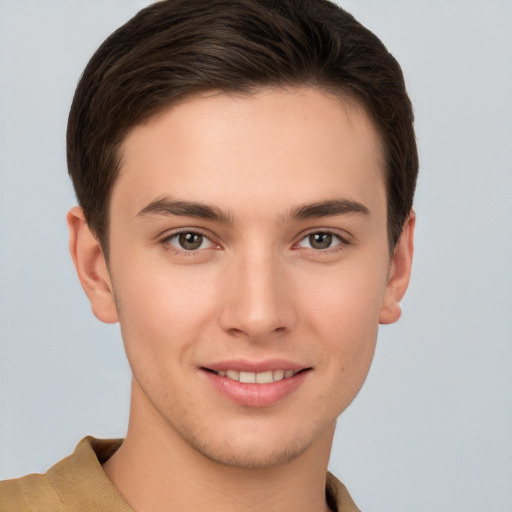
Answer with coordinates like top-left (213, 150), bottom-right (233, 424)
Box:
top-left (0, 0), bottom-right (417, 510)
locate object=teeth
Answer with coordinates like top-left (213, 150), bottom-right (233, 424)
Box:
top-left (273, 369), bottom-right (284, 381)
top-left (216, 369), bottom-right (298, 383)
top-left (226, 370), bottom-right (239, 381)
top-left (239, 371), bottom-right (256, 383)
top-left (255, 371), bottom-right (273, 384)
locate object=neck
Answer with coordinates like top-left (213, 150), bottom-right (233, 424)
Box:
top-left (103, 380), bottom-right (335, 512)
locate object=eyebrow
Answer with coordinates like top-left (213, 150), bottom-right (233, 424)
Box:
top-left (137, 196), bottom-right (232, 223)
top-left (289, 199), bottom-right (369, 219)
top-left (137, 196), bottom-right (369, 223)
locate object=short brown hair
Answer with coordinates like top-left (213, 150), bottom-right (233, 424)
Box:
top-left (67, 0), bottom-right (418, 256)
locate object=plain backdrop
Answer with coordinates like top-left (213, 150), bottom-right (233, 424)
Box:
top-left (1, 1), bottom-right (511, 511)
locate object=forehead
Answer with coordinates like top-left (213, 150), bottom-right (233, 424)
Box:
top-left (113, 87), bottom-right (385, 220)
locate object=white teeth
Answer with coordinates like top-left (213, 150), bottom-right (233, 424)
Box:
top-left (239, 371), bottom-right (256, 383)
top-left (226, 370), bottom-right (239, 381)
top-left (217, 369), bottom-right (298, 383)
top-left (273, 369), bottom-right (285, 381)
top-left (255, 371), bottom-right (273, 384)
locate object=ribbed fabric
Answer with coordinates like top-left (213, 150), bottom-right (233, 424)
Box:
top-left (0, 437), bottom-right (360, 511)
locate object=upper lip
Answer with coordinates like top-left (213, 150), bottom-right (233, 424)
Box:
top-left (203, 359), bottom-right (310, 373)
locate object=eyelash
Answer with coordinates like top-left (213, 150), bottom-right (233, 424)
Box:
top-left (158, 229), bottom-right (350, 255)
top-left (158, 229), bottom-right (218, 257)
top-left (294, 229), bottom-right (349, 253)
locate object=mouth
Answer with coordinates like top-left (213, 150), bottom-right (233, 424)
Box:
top-left (203, 368), bottom-right (307, 384)
top-left (201, 362), bottom-right (311, 407)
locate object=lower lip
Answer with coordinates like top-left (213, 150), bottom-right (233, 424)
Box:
top-left (203, 370), bottom-right (310, 407)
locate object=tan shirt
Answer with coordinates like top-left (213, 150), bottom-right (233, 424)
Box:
top-left (0, 437), bottom-right (360, 512)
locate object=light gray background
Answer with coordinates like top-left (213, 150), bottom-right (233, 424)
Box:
top-left (1, 1), bottom-right (511, 510)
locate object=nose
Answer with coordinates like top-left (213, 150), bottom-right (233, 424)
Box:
top-left (219, 249), bottom-right (297, 341)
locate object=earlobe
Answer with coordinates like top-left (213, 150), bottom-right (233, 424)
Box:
top-left (67, 206), bottom-right (119, 324)
top-left (379, 211), bottom-right (415, 325)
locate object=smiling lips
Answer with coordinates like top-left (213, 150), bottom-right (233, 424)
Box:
top-left (202, 361), bottom-right (311, 407)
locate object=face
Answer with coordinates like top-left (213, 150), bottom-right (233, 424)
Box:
top-left (72, 88), bottom-right (413, 469)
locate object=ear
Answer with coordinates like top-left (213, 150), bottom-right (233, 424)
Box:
top-left (379, 211), bottom-right (415, 325)
top-left (67, 206), bottom-right (119, 324)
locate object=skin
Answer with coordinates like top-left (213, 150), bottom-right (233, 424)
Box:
top-left (68, 87), bottom-right (414, 512)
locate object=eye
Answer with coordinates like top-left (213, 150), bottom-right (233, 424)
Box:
top-left (297, 232), bottom-right (343, 250)
top-left (165, 231), bottom-right (214, 251)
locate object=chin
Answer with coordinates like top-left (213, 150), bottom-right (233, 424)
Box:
top-left (173, 414), bottom-right (334, 470)
top-left (190, 433), bottom-right (314, 469)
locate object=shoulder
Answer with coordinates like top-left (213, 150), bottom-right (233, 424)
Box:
top-left (0, 437), bottom-right (129, 512)
top-left (0, 472), bottom-right (63, 512)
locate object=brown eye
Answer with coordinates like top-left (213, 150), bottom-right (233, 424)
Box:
top-left (298, 232), bottom-right (342, 250)
top-left (309, 233), bottom-right (333, 249)
top-left (178, 232), bottom-right (204, 250)
top-left (165, 232), bottom-right (213, 251)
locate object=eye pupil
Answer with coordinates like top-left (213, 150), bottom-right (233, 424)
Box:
top-left (310, 233), bottom-right (332, 249)
top-left (179, 232), bottom-right (203, 250)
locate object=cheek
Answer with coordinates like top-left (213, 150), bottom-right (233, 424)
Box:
top-left (110, 253), bottom-right (219, 364)
top-left (304, 261), bottom-right (387, 330)
top-left (305, 276), bottom-right (382, 414)
top-left (301, 260), bottom-right (388, 374)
